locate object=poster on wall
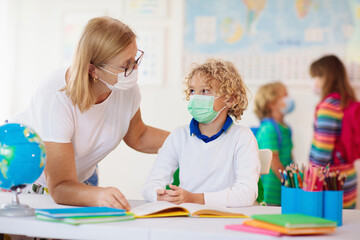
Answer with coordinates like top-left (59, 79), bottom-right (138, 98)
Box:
top-left (62, 12), bottom-right (107, 65)
top-left (184, 0), bottom-right (360, 85)
top-left (135, 27), bottom-right (166, 86)
top-left (124, 0), bottom-right (168, 19)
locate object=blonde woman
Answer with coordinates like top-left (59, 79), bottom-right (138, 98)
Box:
top-left (142, 59), bottom-right (260, 207)
top-left (254, 82), bottom-right (294, 205)
top-left (7, 17), bottom-right (169, 210)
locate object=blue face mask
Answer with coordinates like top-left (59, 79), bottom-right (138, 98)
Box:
top-left (281, 97), bottom-right (295, 115)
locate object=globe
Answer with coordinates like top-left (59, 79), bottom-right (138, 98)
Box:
top-left (0, 123), bottom-right (46, 190)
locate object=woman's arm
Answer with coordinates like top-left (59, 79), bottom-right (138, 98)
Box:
top-left (123, 109), bottom-right (170, 153)
top-left (44, 142), bottom-right (130, 210)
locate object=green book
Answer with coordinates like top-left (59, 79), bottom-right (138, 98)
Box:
top-left (251, 214), bottom-right (337, 229)
top-left (35, 213), bottom-right (134, 225)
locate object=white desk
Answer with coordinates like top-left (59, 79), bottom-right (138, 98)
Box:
top-left (0, 192), bottom-right (359, 240)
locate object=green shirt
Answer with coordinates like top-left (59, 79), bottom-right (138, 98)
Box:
top-left (256, 121), bottom-right (293, 205)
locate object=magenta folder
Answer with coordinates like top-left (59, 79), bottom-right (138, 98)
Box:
top-left (225, 224), bottom-right (283, 237)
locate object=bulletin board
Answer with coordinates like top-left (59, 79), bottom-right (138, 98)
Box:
top-left (184, 0), bottom-right (360, 85)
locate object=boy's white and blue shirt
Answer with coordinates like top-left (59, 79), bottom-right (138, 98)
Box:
top-left (142, 115), bottom-right (261, 207)
top-left (189, 115), bottom-right (234, 143)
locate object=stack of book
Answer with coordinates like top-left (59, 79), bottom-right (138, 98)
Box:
top-left (35, 207), bottom-right (134, 225)
top-left (226, 214), bottom-right (337, 236)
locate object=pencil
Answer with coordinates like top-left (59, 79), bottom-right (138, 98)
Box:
top-left (332, 173), bottom-right (337, 191)
top-left (309, 166), bottom-right (318, 191)
top-left (295, 166), bottom-right (303, 188)
top-left (292, 171), bottom-right (298, 188)
top-left (283, 170), bottom-right (289, 187)
top-left (289, 172), bottom-right (295, 188)
top-left (278, 168), bottom-right (284, 185)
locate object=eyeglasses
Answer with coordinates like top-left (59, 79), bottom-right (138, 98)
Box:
top-left (100, 49), bottom-right (144, 77)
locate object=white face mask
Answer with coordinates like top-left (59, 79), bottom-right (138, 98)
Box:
top-left (312, 78), bottom-right (322, 95)
top-left (98, 67), bottom-right (138, 91)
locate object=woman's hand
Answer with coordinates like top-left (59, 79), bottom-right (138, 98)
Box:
top-left (97, 187), bottom-right (130, 211)
top-left (157, 185), bottom-right (204, 205)
top-left (44, 142), bottom-right (130, 210)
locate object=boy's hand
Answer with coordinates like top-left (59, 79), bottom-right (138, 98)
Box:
top-left (157, 185), bottom-right (204, 205)
top-left (156, 188), bottom-right (167, 201)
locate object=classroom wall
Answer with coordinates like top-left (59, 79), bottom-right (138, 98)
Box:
top-left (2, 0), bottom-right (360, 202)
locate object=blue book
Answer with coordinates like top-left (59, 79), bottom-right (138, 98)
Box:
top-left (35, 213), bottom-right (134, 225)
top-left (35, 207), bottom-right (127, 218)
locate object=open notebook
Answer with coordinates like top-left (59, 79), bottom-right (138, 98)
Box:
top-left (130, 201), bottom-right (248, 218)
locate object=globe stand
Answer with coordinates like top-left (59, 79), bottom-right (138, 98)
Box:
top-left (0, 185), bottom-right (35, 217)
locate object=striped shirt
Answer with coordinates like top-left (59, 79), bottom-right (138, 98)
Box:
top-left (256, 120), bottom-right (293, 205)
top-left (310, 93), bottom-right (357, 209)
top-left (309, 93), bottom-right (343, 166)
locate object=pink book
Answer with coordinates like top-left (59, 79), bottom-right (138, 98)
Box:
top-left (225, 224), bottom-right (283, 237)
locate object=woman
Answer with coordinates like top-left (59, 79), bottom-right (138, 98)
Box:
top-left (8, 17), bottom-right (169, 210)
top-left (309, 55), bottom-right (357, 208)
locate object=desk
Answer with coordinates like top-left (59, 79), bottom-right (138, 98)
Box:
top-left (0, 192), bottom-right (359, 240)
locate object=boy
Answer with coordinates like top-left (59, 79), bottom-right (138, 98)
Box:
top-left (142, 59), bottom-right (260, 207)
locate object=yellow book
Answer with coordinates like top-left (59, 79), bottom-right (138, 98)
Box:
top-left (243, 220), bottom-right (336, 235)
top-left (130, 201), bottom-right (248, 218)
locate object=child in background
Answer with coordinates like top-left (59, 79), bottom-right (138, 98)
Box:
top-left (142, 59), bottom-right (260, 207)
top-left (309, 55), bottom-right (357, 209)
top-left (254, 82), bottom-right (294, 205)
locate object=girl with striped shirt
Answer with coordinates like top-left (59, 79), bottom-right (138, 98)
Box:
top-left (309, 55), bottom-right (357, 209)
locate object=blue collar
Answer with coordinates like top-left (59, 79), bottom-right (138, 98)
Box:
top-left (189, 115), bottom-right (233, 143)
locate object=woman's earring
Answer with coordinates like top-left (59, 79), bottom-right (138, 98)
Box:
top-left (93, 77), bottom-right (98, 83)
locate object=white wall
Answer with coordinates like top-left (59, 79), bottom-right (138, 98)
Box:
top-left (4, 0), bottom-right (360, 201)
top-left (0, 0), bottom-right (16, 122)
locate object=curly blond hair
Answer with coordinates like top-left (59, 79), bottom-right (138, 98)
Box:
top-left (184, 58), bottom-right (249, 120)
top-left (254, 82), bottom-right (286, 120)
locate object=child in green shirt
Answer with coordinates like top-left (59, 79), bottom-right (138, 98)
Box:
top-left (254, 82), bottom-right (294, 205)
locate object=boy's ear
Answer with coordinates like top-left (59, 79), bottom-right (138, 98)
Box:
top-left (225, 95), bottom-right (236, 108)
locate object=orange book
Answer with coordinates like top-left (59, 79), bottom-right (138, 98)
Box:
top-left (243, 220), bottom-right (336, 235)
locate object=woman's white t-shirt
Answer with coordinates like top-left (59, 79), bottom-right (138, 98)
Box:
top-left (10, 67), bottom-right (141, 186)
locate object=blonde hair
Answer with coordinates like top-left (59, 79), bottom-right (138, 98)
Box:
top-left (185, 58), bottom-right (249, 120)
top-left (254, 82), bottom-right (286, 120)
top-left (63, 16), bottom-right (136, 112)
